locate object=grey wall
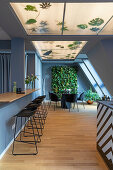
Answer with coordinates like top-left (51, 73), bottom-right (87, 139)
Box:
top-left (26, 53), bottom-right (43, 96)
top-left (87, 39), bottom-right (113, 96)
top-left (42, 63), bottom-right (92, 99)
top-left (11, 38), bottom-right (25, 91)
top-left (0, 40), bottom-right (11, 50)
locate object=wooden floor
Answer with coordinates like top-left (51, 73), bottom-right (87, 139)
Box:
top-left (0, 103), bottom-right (108, 170)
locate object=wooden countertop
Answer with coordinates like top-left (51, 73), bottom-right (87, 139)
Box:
top-left (0, 89), bottom-right (39, 103)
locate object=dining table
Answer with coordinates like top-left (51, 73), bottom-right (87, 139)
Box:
top-left (61, 93), bottom-right (77, 109)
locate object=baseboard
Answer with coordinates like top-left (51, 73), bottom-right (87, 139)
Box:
top-left (0, 125), bottom-right (25, 160)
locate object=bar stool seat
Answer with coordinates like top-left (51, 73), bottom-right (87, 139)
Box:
top-left (16, 109), bottom-right (35, 117)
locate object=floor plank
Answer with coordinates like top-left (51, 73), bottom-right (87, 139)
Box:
top-left (0, 103), bottom-right (108, 170)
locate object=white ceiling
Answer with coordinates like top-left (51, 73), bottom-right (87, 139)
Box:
top-left (11, 2), bottom-right (113, 35)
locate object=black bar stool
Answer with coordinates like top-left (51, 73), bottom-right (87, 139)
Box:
top-left (33, 96), bottom-right (48, 115)
top-left (12, 108), bottom-right (40, 155)
top-left (25, 103), bottom-right (44, 136)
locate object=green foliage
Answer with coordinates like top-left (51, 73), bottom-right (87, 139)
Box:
top-left (51, 66), bottom-right (77, 98)
top-left (60, 46), bottom-right (64, 48)
top-left (57, 22), bottom-right (63, 26)
top-left (26, 19), bottom-right (37, 24)
top-left (25, 5), bottom-right (38, 12)
top-left (57, 21), bottom-right (69, 31)
top-left (68, 41), bottom-right (82, 50)
top-left (62, 26), bottom-right (68, 31)
top-left (88, 18), bottom-right (104, 26)
top-left (84, 88), bottom-right (100, 101)
top-left (77, 18), bottom-right (104, 32)
top-left (25, 75), bottom-right (38, 85)
top-left (56, 45), bottom-right (64, 48)
top-left (66, 54), bottom-right (70, 58)
top-left (30, 74), bottom-right (39, 82)
top-left (90, 27), bottom-right (100, 32)
top-left (77, 24), bottom-right (88, 29)
top-left (40, 21), bottom-right (48, 27)
top-left (25, 76), bottom-right (31, 85)
top-left (71, 56), bottom-right (75, 59)
top-left (65, 54), bottom-right (75, 59)
top-left (39, 3), bottom-right (51, 9)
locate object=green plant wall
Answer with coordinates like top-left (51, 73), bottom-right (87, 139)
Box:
top-left (51, 66), bottom-right (77, 98)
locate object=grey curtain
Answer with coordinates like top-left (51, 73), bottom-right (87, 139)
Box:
top-left (27, 54), bottom-right (35, 76)
top-left (0, 53), bottom-right (11, 93)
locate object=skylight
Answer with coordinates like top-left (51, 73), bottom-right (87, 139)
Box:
top-left (11, 2), bottom-right (113, 35)
top-left (11, 3), bottom-right (64, 35)
top-left (79, 59), bottom-right (111, 97)
top-left (32, 41), bottom-right (87, 60)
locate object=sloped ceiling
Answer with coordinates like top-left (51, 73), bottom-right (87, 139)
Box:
top-left (0, 27), bottom-right (10, 40)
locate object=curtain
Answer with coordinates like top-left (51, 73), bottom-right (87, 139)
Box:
top-left (25, 54), bottom-right (27, 78)
top-left (0, 53), bottom-right (11, 93)
top-left (27, 54), bottom-right (35, 76)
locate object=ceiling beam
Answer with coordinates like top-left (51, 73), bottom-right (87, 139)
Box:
top-left (62, 3), bottom-right (66, 35)
top-left (9, 0), bottom-right (113, 3)
top-left (27, 35), bottom-right (113, 41)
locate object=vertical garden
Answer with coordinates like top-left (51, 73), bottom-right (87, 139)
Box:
top-left (51, 66), bottom-right (77, 98)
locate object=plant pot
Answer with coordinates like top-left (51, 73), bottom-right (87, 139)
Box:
top-left (87, 100), bottom-right (93, 104)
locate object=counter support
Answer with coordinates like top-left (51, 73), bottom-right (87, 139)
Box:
top-left (0, 89), bottom-right (40, 158)
top-left (97, 101), bottom-right (113, 169)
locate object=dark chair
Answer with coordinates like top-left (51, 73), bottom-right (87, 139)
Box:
top-left (65, 94), bottom-right (79, 112)
top-left (77, 92), bottom-right (85, 109)
top-left (49, 92), bottom-right (60, 110)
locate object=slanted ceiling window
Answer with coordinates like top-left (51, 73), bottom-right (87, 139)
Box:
top-left (11, 2), bottom-right (113, 35)
top-left (79, 60), bottom-right (111, 97)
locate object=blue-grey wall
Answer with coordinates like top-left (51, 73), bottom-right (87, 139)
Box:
top-left (42, 63), bottom-right (92, 99)
top-left (87, 39), bottom-right (113, 96)
top-left (0, 40), bottom-right (11, 50)
top-left (11, 38), bottom-right (25, 91)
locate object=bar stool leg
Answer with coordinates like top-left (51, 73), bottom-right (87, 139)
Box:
top-left (30, 117), bottom-right (38, 155)
top-left (20, 117), bottom-right (22, 141)
top-left (23, 117), bottom-right (26, 135)
top-left (33, 117), bottom-right (41, 143)
top-left (12, 116), bottom-right (18, 155)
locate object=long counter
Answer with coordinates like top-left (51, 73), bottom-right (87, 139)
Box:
top-left (0, 89), bottom-right (39, 103)
top-left (97, 100), bottom-right (113, 169)
top-left (0, 89), bottom-right (40, 158)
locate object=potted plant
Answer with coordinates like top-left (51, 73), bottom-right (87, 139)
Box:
top-left (30, 74), bottom-right (39, 89)
top-left (25, 76), bottom-right (31, 89)
top-left (25, 74), bottom-right (39, 89)
top-left (84, 88), bottom-right (100, 104)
